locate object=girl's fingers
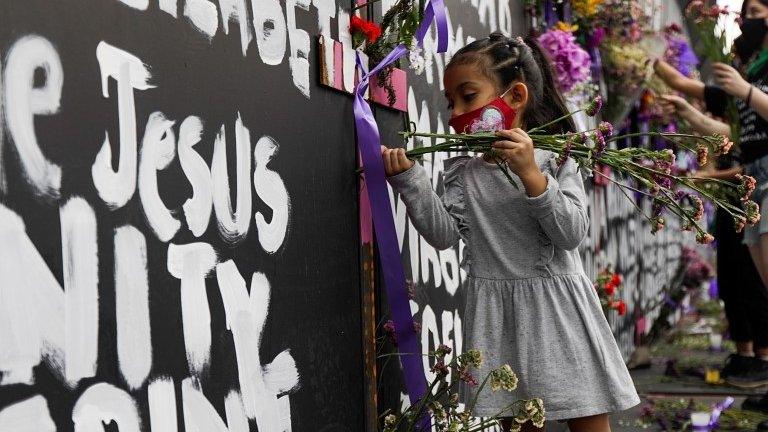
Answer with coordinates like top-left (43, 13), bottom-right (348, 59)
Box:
top-left (389, 149), bottom-right (401, 172)
top-left (492, 140), bottom-right (525, 150)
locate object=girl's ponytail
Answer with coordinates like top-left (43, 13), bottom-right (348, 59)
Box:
top-left (522, 35), bottom-right (575, 134)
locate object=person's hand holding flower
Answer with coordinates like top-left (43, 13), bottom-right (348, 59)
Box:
top-left (712, 62), bottom-right (751, 99)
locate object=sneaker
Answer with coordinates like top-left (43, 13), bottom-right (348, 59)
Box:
top-left (728, 358), bottom-right (768, 388)
top-left (743, 394), bottom-right (768, 414)
top-left (721, 354), bottom-right (756, 379)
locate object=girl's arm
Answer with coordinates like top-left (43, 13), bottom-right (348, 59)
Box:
top-left (713, 62), bottom-right (768, 122)
top-left (525, 157), bottom-right (589, 251)
top-left (386, 161), bottom-right (462, 250)
top-left (659, 94), bottom-right (731, 137)
top-left (655, 60), bottom-right (706, 100)
top-left (694, 166), bottom-right (743, 181)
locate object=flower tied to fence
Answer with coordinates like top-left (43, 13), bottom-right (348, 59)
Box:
top-left (352, 0), bottom-right (448, 422)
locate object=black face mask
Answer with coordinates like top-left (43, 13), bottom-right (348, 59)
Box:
top-left (735, 18), bottom-right (768, 63)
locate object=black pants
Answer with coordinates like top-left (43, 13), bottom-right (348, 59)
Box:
top-left (716, 208), bottom-right (768, 349)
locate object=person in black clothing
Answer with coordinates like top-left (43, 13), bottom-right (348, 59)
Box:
top-left (654, 2), bottom-right (768, 421)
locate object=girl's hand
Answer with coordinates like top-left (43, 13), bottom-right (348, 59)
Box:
top-left (659, 94), bottom-right (692, 117)
top-left (493, 128), bottom-right (538, 178)
top-left (712, 62), bottom-right (751, 99)
top-left (381, 145), bottom-right (414, 176)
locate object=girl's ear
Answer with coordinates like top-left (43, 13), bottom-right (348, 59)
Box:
top-left (504, 82), bottom-right (529, 110)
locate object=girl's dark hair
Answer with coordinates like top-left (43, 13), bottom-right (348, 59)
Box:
top-left (446, 31), bottom-right (575, 134)
top-left (742, 0), bottom-right (768, 17)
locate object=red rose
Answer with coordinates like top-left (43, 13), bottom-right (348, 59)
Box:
top-left (349, 15), bottom-right (381, 43)
top-left (604, 282), bottom-right (616, 296)
top-left (610, 274), bottom-right (622, 287)
top-left (615, 300), bottom-right (627, 316)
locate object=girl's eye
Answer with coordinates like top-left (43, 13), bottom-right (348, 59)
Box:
top-left (464, 93), bottom-right (477, 102)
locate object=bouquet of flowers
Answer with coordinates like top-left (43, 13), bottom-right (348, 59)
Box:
top-left (685, 1), bottom-right (732, 64)
top-left (380, 346), bottom-right (544, 432)
top-left (402, 97), bottom-right (760, 244)
top-left (685, 0), bottom-right (740, 141)
top-left (594, 267), bottom-right (627, 316)
top-left (572, 0), bottom-right (604, 19)
top-left (537, 27), bottom-right (593, 99)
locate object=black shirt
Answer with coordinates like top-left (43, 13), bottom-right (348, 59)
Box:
top-left (704, 66), bottom-right (768, 164)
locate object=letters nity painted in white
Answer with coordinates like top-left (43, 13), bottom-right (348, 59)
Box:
top-left (114, 226), bottom-right (153, 390)
top-left (167, 242), bottom-right (217, 377)
top-left (2, 35), bottom-right (63, 200)
top-left (216, 260), bottom-right (299, 429)
top-left (0, 201), bottom-right (102, 388)
top-left (93, 42), bottom-right (155, 210)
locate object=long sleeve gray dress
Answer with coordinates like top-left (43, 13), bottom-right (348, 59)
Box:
top-left (387, 149), bottom-right (640, 420)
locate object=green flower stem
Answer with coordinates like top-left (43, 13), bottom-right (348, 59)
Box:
top-left (591, 169), bottom-right (655, 224)
top-left (527, 109), bottom-right (584, 134)
top-left (467, 371), bottom-right (493, 415)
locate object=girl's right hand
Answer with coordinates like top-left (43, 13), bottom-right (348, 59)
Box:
top-left (659, 94), bottom-right (691, 116)
top-left (381, 145), bottom-right (414, 176)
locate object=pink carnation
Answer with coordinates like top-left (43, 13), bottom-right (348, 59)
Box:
top-left (538, 29), bottom-right (592, 94)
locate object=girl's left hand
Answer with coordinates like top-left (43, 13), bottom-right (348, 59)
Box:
top-left (712, 62), bottom-right (751, 99)
top-left (493, 128), bottom-right (539, 178)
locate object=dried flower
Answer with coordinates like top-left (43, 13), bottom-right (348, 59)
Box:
top-left (435, 344), bottom-right (452, 358)
top-left (598, 121), bottom-right (614, 137)
top-left (459, 369), bottom-right (478, 386)
top-left (696, 145), bottom-right (708, 166)
top-left (745, 200), bottom-right (761, 225)
top-left (460, 349), bottom-right (483, 368)
top-left (736, 174), bottom-right (757, 202)
top-left (431, 359), bottom-right (449, 377)
top-left (490, 364), bottom-right (519, 391)
top-left (557, 134), bottom-right (575, 166)
top-left (651, 217), bottom-right (665, 234)
top-left (690, 196), bottom-right (704, 221)
top-left (592, 131), bottom-right (607, 158)
top-left (383, 320), bottom-right (397, 345)
top-left (714, 134), bottom-right (733, 155)
top-left (696, 232), bottom-right (715, 244)
top-left (735, 216), bottom-right (746, 233)
top-left (585, 95), bottom-right (603, 117)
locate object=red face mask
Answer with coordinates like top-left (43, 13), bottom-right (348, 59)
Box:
top-left (448, 88), bottom-right (517, 134)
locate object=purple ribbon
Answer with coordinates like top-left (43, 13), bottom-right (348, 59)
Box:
top-left (587, 29), bottom-right (604, 84)
top-left (352, 0), bottom-right (448, 414)
top-left (544, 0), bottom-right (556, 27)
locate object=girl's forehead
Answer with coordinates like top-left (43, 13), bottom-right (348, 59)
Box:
top-left (444, 64), bottom-right (495, 91)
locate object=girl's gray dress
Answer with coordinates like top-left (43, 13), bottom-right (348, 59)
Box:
top-left (388, 149), bottom-right (640, 420)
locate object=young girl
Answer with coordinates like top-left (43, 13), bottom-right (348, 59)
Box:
top-left (381, 32), bottom-right (639, 432)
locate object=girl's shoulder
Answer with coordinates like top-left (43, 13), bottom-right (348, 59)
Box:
top-left (443, 155), bottom-right (474, 185)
